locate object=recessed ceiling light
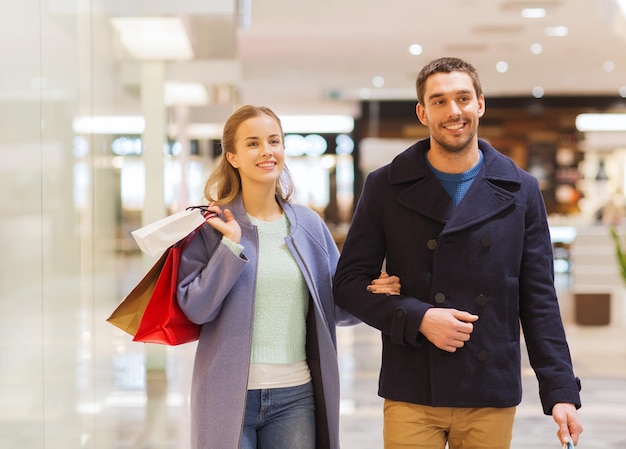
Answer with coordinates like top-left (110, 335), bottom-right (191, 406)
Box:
top-left (521, 8), bottom-right (546, 18)
top-left (110, 17), bottom-right (194, 60)
top-left (409, 44), bottom-right (423, 55)
top-left (72, 116), bottom-right (145, 135)
top-left (532, 86), bottom-right (545, 98)
top-left (372, 76), bottom-right (385, 88)
top-left (576, 113), bottom-right (626, 131)
top-left (280, 115), bottom-right (355, 134)
top-left (544, 26), bottom-right (568, 37)
top-left (496, 61), bottom-right (509, 73)
top-left (530, 43), bottom-right (543, 54)
top-left (164, 82), bottom-right (208, 106)
top-left (620, 86), bottom-right (626, 98)
top-left (603, 60), bottom-right (615, 72)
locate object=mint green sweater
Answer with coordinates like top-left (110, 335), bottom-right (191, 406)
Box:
top-left (247, 214), bottom-right (308, 364)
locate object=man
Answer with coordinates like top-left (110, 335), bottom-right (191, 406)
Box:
top-left (333, 57), bottom-right (582, 448)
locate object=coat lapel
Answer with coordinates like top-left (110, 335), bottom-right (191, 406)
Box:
top-left (389, 138), bottom-right (522, 233)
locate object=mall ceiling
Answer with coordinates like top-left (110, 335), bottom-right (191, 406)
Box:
top-left (43, 0), bottom-right (626, 127)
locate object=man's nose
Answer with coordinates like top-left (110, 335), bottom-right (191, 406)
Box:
top-left (448, 101), bottom-right (462, 117)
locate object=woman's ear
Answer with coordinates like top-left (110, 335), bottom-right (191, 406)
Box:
top-left (225, 151), bottom-right (239, 168)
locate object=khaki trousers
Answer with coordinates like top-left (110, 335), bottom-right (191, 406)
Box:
top-left (383, 399), bottom-right (516, 449)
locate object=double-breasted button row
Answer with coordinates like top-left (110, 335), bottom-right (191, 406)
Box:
top-left (426, 236), bottom-right (491, 250)
top-left (432, 293), bottom-right (486, 305)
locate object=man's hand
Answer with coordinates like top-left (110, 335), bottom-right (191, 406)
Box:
top-left (552, 403), bottom-right (582, 447)
top-left (419, 308), bottom-right (478, 352)
top-left (366, 272), bottom-right (401, 295)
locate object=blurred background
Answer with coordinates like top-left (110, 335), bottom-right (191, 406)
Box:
top-left (2, 0), bottom-right (626, 447)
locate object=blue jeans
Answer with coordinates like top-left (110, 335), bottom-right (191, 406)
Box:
top-left (240, 382), bottom-right (316, 449)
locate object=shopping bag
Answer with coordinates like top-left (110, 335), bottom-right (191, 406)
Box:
top-left (132, 231), bottom-right (201, 345)
top-left (106, 250), bottom-right (169, 336)
top-left (131, 207), bottom-right (207, 257)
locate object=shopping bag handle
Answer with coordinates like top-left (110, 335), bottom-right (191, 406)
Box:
top-left (186, 205), bottom-right (217, 219)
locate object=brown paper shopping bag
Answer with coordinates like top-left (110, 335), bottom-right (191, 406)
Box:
top-left (106, 250), bottom-right (169, 336)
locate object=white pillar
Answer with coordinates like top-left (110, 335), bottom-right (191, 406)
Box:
top-left (140, 61), bottom-right (167, 375)
top-left (173, 104), bottom-right (190, 212)
top-left (141, 61), bottom-right (167, 227)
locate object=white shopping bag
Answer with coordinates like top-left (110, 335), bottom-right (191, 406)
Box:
top-left (132, 208), bottom-right (207, 257)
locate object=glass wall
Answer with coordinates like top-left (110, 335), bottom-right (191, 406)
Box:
top-left (0, 4), bottom-right (342, 447)
top-left (0, 3), bottom-right (199, 447)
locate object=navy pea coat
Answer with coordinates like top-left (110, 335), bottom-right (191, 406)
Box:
top-left (333, 137), bottom-right (581, 415)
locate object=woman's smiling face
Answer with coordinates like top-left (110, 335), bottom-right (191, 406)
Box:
top-left (226, 113), bottom-right (285, 188)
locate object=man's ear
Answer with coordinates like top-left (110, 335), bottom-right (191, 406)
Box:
top-left (225, 151), bottom-right (239, 168)
top-left (416, 102), bottom-right (428, 126)
top-left (477, 95), bottom-right (486, 118)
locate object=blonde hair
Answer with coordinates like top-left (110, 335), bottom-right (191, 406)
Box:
top-left (204, 105), bottom-right (295, 205)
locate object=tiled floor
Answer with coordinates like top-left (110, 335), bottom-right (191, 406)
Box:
top-left (337, 322), bottom-right (626, 449)
top-left (3, 253), bottom-right (625, 448)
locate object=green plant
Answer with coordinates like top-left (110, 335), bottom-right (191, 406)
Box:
top-left (609, 226), bottom-right (626, 284)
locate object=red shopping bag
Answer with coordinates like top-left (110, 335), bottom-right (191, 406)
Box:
top-left (132, 230), bottom-right (201, 345)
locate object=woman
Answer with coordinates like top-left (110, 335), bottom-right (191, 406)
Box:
top-left (177, 105), bottom-right (400, 449)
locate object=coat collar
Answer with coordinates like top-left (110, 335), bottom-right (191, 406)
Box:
top-left (227, 194), bottom-right (298, 232)
top-left (390, 137), bottom-right (523, 232)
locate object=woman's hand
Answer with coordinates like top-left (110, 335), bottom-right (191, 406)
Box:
top-left (204, 203), bottom-right (242, 244)
top-left (366, 272), bottom-right (401, 296)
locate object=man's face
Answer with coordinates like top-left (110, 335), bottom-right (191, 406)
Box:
top-left (416, 71), bottom-right (485, 154)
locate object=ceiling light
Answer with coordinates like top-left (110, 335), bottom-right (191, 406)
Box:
top-left (73, 116), bottom-right (145, 135)
top-left (496, 61), bottom-right (509, 73)
top-left (164, 82), bottom-right (208, 106)
top-left (521, 8), bottom-right (546, 18)
top-left (620, 86), bottom-right (626, 98)
top-left (603, 60), bottom-right (616, 72)
top-left (544, 26), bottom-right (568, 37)
top-left (576, 113), bottom-right (626, 131)
top-left (409, 44), bottom-right (423, 55)
top-left (618, 0), bottom-right (626, 16)
top-left (532, 86), bottom-right (545, 98)
top-left (279, 115), bottom-right (354, 134)
top-left (110, 17), bottom-right (193, 60)
top-left (530, 43), bottom-right (543, 54)
top-left (359, 88), bottom-right (372, 99)
top-left (372, 76), bottom-right (385, 88)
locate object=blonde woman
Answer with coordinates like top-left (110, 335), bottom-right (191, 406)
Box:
top-left (177, 105), bottom-right (400, 449)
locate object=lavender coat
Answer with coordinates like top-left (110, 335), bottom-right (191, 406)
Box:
top-left (177, 196), bottom-right (353, 449)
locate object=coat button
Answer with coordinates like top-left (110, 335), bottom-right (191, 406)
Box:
top-left (481, 236), bottom-right (491, 247)
top-left (434, 292), bottom-right (446, 304)
top-left (395, 309), bottom-right (405, 318)
top-left (476, 350), bottom-right (488, 362)
top-left (476, 293), bottom-right (486, 305)
top-left (427, 239), bottom-right (437, 250)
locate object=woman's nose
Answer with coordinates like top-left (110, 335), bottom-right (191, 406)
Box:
top-left (260, 143), bottom-right (273, 156)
